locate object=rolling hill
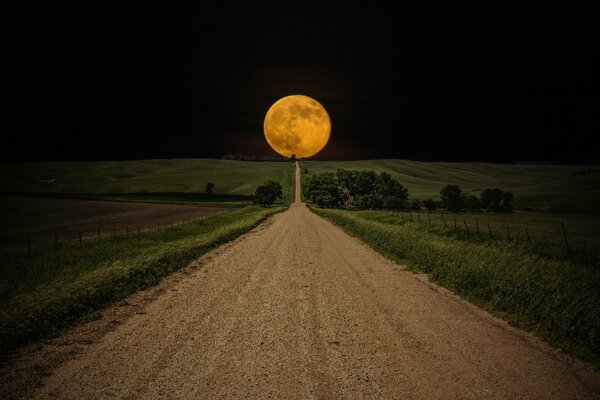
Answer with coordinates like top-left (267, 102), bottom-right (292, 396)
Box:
top-left (301, 159), bottom-right (600, 214)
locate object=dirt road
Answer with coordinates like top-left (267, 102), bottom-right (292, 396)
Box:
top-left (7, 163), bottom-right (600, 399)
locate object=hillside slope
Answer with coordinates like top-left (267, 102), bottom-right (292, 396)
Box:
top-left (302, 159), bottom-right (600, 214)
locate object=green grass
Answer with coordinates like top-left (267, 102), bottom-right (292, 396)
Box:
top-left (0, 205), bottom-right (283, 360)
top-left (311, 208), bottom-right (600, 365)
top-left (0, 159), bottom-right (296, 205)
top-left (301, 159), bottom-right (600, 214)
top-left (380, 210), bottom-right (600, 266)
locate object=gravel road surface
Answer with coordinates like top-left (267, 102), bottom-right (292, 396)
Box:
top-left (4, 163), bottom-right (599, 399)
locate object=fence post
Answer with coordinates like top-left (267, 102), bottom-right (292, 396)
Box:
top-left (506, 226), bottom-right (510, 242)
top-left (441, 212), bottom-right (447, 228)
top-left (475, 217), bottom-right (480, 235)
top-left (561, 222), bottom-right (570, 254)
top-left (487, 224), bottom-right (494, 239)
top-left (463, 218), bottom-right (469, 234)
top-left (427, 213), bottom-right (431, 226)
top-left (525, 228), bottom-right (532, 246)
top-left (453, 215), bottom-right (457, 232)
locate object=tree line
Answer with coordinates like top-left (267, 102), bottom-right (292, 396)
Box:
top-left (304, 169), bottom-right (514, 213)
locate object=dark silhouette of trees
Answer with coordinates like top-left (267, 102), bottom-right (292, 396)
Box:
top-left (464, 194), bottom-right (482, 212)
top-left (253, 180), bottom-right (283, 206)
top-left (305, 169), bottom-right (408, 210)
top-left (205, 182), bottom-right (215, 194)
top-left (304, 173), bottom-right (345, 208)
top-left (440, 185), bottom-right (464, 212)
top-left (423, 199), bottom-right (437, 212)
top-left (481, 188), bottom-right (513, 213)
top-left (408, 199), bottom-right (422, 211)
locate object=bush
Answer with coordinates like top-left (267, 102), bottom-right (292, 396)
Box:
top-left (304, 173), bottom-right (345, 208)
top-left (305, 169), bottom-right (409, 210)
top-left (481, 188), bottom-right (513, 213)
top-left (205, 182), bottom-right (215, 194)
top-left (423, 199), bottom-right (437, 212)
top-left (408, 199), bottom-right (421, 211)
top-left (440, 185), bottom-right (464, 212)
top-left (253, 180), bottom-right (282, 206)
top-left (464, 194), bottom-right (482, 212)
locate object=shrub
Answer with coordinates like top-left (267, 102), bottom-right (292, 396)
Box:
top-left (423, 199), bottom-right (437, 212)
top-left (253, 180), bottom-right (283, 206)
top-left (481, 188), bottom-right (514, 213)
top-left (205, 182), bottom-right (215, 194)
top-left (464, 194), bottom-right (482, 212)
top-left (440, 184), bottom-right (464, 211)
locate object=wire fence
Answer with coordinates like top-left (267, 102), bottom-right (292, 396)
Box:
top-left (5, 209), bottom-right (230, 257)
top-left (383, 209), bottom-right (599, 264)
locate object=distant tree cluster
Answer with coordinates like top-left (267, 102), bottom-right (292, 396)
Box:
top-left (480, 188), bottom-right (513, 213)
top-left (303, 169), bottom-right (515, 213)
top-left (221, 154), bottom-right (289, 162)
top-left (305, 169), bottom-right (409, 210)
top-left (439, 185), bottom-right (514, 213)
top-left (253, 180), bottom-right (283, 206)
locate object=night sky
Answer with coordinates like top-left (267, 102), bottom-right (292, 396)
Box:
top-left (1, 3), bottom-right (598, 163)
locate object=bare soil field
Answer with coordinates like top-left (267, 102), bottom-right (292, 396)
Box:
top-left (0, 196), bottom-right (229, 246)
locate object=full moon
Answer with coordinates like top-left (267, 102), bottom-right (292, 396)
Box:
top-left (263, 95), bottom-right (331, 158)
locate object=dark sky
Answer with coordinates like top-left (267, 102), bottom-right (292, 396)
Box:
top-left (1, 3), bottom-right (598, 163)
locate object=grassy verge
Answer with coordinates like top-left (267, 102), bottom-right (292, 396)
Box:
top-left (311, 208), bottom-right (600, 366)
top-left (0, 205), bottom-right (283, 360)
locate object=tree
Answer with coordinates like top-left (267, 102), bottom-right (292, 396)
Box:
top-left (375, 172), bottom-right (409, 210)
top-left (306, 169), bottom-right (409, 210)
top-left (464, 194), bottom-right (482, 212)
top-left (205, 182), bottom-right (215, 194)
top-left (501, 191), bottom-right (514, 213)
top-left (335, 169), bottom-right (408, 210)
top-left (423, 199), bottom-right (437, 212)
top-left (408, 199), bottom-right (421, 211)
top-left (252, 180), bottom-right (283, 207)
top-left (263, 180), bottom-right (283, 199)
top-left (304, 173), bottom-right (345, 208)
top-left (440, 185), bottom-right (464, 211)
top-left (481, 188), bottom-right (514, 213)
top-left (290, 154), bottom-right (296, 162)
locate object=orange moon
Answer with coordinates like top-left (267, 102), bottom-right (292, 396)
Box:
top-left (263, 95), bottom-right (331, 158)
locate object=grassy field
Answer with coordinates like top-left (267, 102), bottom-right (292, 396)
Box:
top-left (0, 205), bottom-right (284, 360)
top-left (381, 209), bottom-right (600, 264)
top-left (301, 159), bottom-right (600, 214)
top-left (312, 207), bottom-right (600, 365)
top-left (0, 159), bottom-right (296, 205)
